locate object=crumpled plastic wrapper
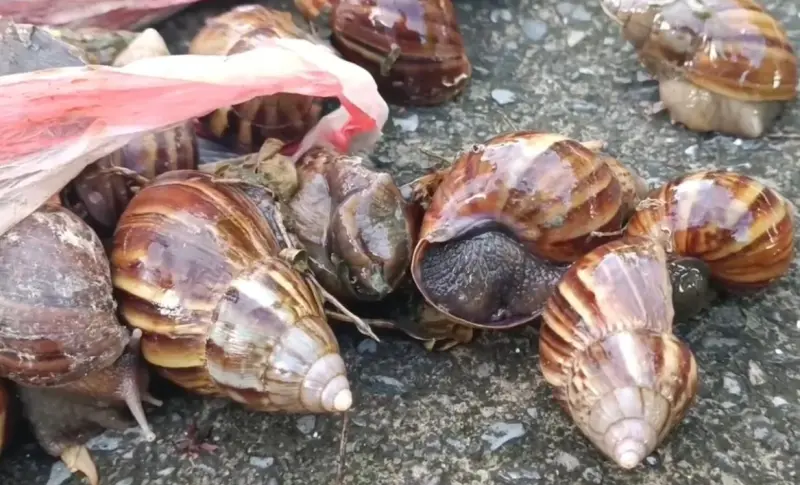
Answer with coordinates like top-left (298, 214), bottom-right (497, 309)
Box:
top-left (0, 34), bottom-right (390, 238)
top-left (0, 0), bottom-right (201, 29)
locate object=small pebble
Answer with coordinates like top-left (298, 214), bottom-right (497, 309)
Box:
top-left (571, 5), bottom-right (592, 21)
top-left (369, 375), bottom-right (406, 390)
top-left (491, 89), bottom-right (516, 105)
top-left (748, 360), bottom-right (766, 386)
top-left (582, 467), bottom-right (603, 483)
top-left (772, 396), bottom-right (789, 407)
top-left (490, 9), bottom-right (513, 22)
top-left (723, 375), bottom-right (742, 395)
top-left (522, 19), bottom-right (548, 41)
top-left (357, 339), bottom-right (378, 354)
top-left (86, 434), bottom-right (122, 451)
top-left (157, 468), bottom-right (175, 477)
top-left (296, 416), bottom-right (316, 435)
top-left (481, 422), bottom-right (525, 451)
top-left (684, 145), bottom-right (698, 156)
top-left (249, 456), bottom-right (275, 469)
top-left (115, 479), bottom-right (134, 485)
top-left (567, 30), bottom-right (587, 47)
top-left (392, 114), bottom-right (419, 132)
top-left (555, 451), bottom-right (580, 471)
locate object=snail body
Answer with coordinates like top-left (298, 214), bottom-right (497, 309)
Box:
top-left (60, 120), bottom-right (198, 238)
top-left (410, 131), bottom-right (648, 330)
top-left (0, 204), bottom-right (157, 485)
top-left (189, 5), bottom-right (325, 153)
top-left (539, 236), bottom-right (698, 469)
top-left (601, 0), bottom-right (798, 138)
top-left (110, 170), bottom-right (352, 414)
top-left (285, 147), bottom-right (415, 302)
top-left (299, 0), bottom-right (472, 106)
top-left (624, 170), bottom-right (795, 291)
top-left (200, 141), bottom-right (416, 304)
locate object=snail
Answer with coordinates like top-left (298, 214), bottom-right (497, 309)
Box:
top-left (296, 0), bottom-right (472, 106)
top-left (0, 203), bottom-right (159, 485)
top-left (109, 169), bottom-right (354, 414)
top-left (60, 120), bottom-right (198, 239)
top-left (538, 236), bottom-right (699, 469)
top-left (188, 5), bottom-right (327, 153)
top-left (624, 170), bottom-right (796, 291)
top-left (199, 139), bottom-right (416, 305)
top-left (538, 169), bottom-right (795, 468)
top-left (60, 30), bottom-right (198, 239)
top-left (600, 0), bottom-right (798, 138)
top-left (407, 131), bottom-right (649, 342)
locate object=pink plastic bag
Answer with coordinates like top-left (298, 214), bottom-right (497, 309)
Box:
top-left (0, 37), bottom-right (390, 237)
top-left (0, 0), bottom-right (200, 29)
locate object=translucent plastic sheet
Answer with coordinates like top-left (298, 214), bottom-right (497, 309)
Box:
top-left (0, 37), bottom-right (390, 237)
top-left (0, 0), bottom-right (201, 29)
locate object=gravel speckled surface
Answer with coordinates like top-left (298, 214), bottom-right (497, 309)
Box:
top-left (2, 0), bottom-right (800, 484)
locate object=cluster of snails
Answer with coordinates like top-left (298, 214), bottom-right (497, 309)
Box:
top-left (288, 0), bottom-right (797, 139)
top-left (0, 0), bottom-right (797, 482)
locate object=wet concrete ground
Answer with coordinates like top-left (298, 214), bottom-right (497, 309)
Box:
top-left (2, 0), bottom-right (800, 484)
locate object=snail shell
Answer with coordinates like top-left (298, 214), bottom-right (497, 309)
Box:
top-left (624, 170), bottom-right (795, 291)
top-left (60, 120), bottom-right (198, 237)
top-left (410, 131), bottom-right (648, 328)
top-left (601, 0), bottom-right (798, 138)
top-left (0, 204), bottom-right (135, 387)
top-left (324, 0), bottom-right (472, 106)
top-left (0, 203), bottom-right (156, 476)
top-left (110, 170), bottom-right (352, 413)
top-left (539, 236), bottom-right (698, 469)
top-left (285, 147), bottom-right (415, 302)
top-left (189, 5), bottom-right (325, 153)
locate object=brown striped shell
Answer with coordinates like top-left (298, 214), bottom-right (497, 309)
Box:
top-left (323, 0), bottom-right (472, 106)
top-left (109, 170), bottom-right (352, 414)
top-left (539, 236), bottom-right (698, 469)
top-left (0, 204), bottom-right (156, 452)
top-left (624, 170), bottom-right (796, 291)
top-left (409, 131), bottom-right (648, 329)
top-left (60, 120), bottom-right (198, 238)
top-left (601, 0), bottom-right (798, 137)
top-left (189, 5), bottom-right (325, 153)
top-left (0, 204), bottom-right (130, 387)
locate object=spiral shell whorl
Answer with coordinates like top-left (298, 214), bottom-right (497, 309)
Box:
top-left (540, 237), bottom-right (698, 468)
top-left (111, 171), bottom-right (350, 413)
top-left (624, 170), bottom-right (795, 290)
